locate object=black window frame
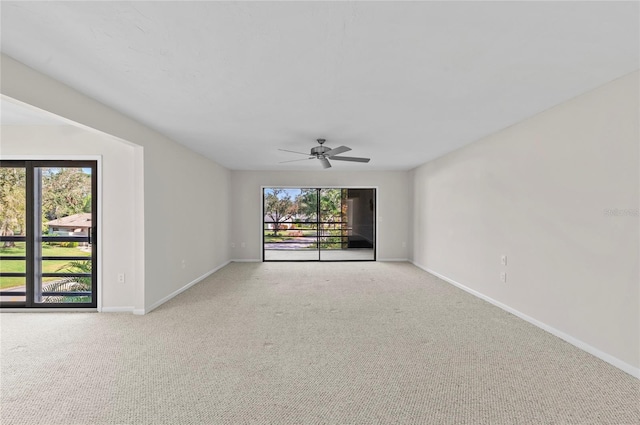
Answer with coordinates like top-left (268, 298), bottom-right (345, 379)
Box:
top-left (0, 160), bottom-right (98, 309)
top-left (262, 187), bottom-right (377, 262)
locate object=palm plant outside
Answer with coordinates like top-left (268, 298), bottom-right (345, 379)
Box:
top-left (47, 260), bottom-right (92, 303)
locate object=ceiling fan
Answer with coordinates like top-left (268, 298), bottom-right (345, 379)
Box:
top-left (278, 139), bottom-right (370, 169)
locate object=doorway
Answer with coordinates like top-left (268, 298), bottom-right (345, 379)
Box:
top-left (263, 187), bottom-right (376, 261)
top-left (0, 160), bottom-right (98, 308)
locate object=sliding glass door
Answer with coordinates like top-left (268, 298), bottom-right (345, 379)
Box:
top-left (263, 187), bottom-right (375, 261)
top-left (0, 161), bottom-right (97, 308)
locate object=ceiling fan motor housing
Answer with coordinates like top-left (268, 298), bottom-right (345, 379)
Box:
top-left (311, 145), bottom-right (331, 156)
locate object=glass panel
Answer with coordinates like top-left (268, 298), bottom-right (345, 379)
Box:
top-left (320, 188), bottom-right (375, 261)
top-left (319, 189), bottom-right (347, 260)
top-left (0, 166), bottom-right (27, 303)
top-left (263, 188), bottom-right (319, 260)
top-left (35, 167), bottom-right (93, 304)
top-left (346, 189), bottom-right (375, 260)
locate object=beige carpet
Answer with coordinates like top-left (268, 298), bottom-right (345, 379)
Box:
top-left (1, 262), bottom-right (638, 424)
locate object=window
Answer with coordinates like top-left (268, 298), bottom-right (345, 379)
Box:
top-left (263, 187), bottom-right (376, 261)
top-left (0, 160), bottom-right (97, 308)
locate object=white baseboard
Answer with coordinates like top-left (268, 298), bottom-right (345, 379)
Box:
top-left (411, 261), bottom-right (640, 379)
top-left (234, 258), bottom-right (412, 263)
top-left (136, 260), bottom-right (232, 315)
top-left (235, 259), bottom-right (411, 263)
top-left (101, 306), bottom-right (134, 313)
top-left (377, 258), bottom-right (409, 262)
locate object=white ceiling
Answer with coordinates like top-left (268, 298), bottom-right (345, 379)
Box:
top-left (1, 1), bottom-right (638, 170)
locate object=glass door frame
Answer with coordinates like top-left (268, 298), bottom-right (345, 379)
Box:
top-left (261, 186), bottom-right (377, 262)
top-left (0, 160), bottom-right (98, 309)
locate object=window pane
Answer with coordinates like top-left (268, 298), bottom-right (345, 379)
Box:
top-left (36, 166), bottom-right (93, 304)
top-left (0, 167), bottom-right (27, 302)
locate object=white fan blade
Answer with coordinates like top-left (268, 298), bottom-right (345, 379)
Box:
top-left (278, 148), bottom-right (311, 156)
top-left (325, 145), bottom-right (351, 157)
top-left (330, 156), bottom-right (370, 163)
top-left (319, 157), bottom-right (332, 169)
top-left (279, 157), bottom-right (315, 163)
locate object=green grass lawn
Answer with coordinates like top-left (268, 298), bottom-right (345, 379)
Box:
top-left (0, 243), bottom-right (91, 290)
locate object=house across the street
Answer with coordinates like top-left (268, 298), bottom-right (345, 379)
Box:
top-left (46, 213), bottom-right (92, 237)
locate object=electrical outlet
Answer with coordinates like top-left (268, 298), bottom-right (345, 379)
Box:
top-left (117, 273), bottom-right (125, 284)
top-left (501, 255), bottom-right (507, 266)
top-left (231, 242), bottom-right (236, 248)
top-left (181, 259), bottom-right (186, 269)
top-left (241, 242), bottom-right (246, 248)
top-left (500, 272), bottom-right (507, 283)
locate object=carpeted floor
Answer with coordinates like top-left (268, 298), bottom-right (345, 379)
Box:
top-left (1, 262), bottom-right (638, 424)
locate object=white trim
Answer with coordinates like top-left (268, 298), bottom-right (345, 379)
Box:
top-left (378, 258), bottom-right (409, 262)
top-left (412, 262), bottom-right (640, 379)
top-left (232, 259), bottom-right (261, 262)
top-left (96, 158), bottom-right (103, 312)
top-left (101, 306), bottom-right (134, 313)
top-left (132, 146), bottom-right (145, 314)
top-left (134, 261), bottom-right (232, 315)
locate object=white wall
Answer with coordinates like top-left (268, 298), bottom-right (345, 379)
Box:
top-left (1, 54), bottom-right (232, 313)
top-left (411, 71), bottom-right (640, 374)
top-left (141, 137), bottom-right (231, 311)
top-left (0, 125), bottom-right (137, 310)
top-left (230, 170), bottom-right (411, 261)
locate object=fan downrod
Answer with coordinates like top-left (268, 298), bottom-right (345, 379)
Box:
top-left (311, 139), bottom-right (330, 156)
